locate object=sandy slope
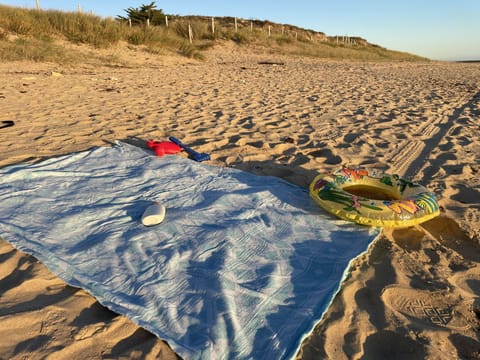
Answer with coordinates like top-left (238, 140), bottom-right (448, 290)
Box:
top-left (0, 44), bottom-right (479, 359)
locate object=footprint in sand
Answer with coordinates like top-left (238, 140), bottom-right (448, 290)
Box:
top-left (449, 268), bottom-right (480, 298)
top-left (382, 286), bottom-right (473, 331)
top-left (449, 268), bottom-right (480, 319)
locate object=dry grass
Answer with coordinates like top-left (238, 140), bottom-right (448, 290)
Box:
top-left (0, 4), bottom-right (427, 64)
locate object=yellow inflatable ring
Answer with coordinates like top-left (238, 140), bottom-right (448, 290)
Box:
top-left (309, 167), bottom-right (440, 228)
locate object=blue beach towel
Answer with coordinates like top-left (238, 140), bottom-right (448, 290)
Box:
top-left (0, 143), bottom-right (379, 359)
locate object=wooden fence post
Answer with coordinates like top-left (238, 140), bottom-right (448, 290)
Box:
top-left (268, 25), bottom-right (271, 37)
top-left (188, 24), bottom-right (193, 43)
top-left (211, 17), bottom-right (215, 35)
top-left (165, 15), bottom-right (168, 27)
top-left (234, 17), bottom-right (238, 32)
top-left (250, 21), bottom-right (253, 32)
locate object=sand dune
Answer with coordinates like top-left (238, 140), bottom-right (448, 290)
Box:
top-left (1, 45), bottom-right (479, 359)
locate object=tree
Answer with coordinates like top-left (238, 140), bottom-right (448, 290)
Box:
top-left (117, 2), bottom-right (165, 26)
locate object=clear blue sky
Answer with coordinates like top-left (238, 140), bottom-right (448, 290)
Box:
top-left (2, 0), bottom-right (479, 61)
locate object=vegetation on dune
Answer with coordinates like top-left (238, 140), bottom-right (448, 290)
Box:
top-left (0, 2), bottom-right (427, 64)
top-left (116, 1), bottom-right (166, 26)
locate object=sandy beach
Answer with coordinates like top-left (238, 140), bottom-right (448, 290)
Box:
top-left (1, 44), bottom-right (479, 359)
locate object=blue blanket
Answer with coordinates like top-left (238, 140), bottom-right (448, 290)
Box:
top-left (0, 143), bottom-right (379, 359)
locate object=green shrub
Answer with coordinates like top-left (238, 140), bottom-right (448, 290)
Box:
top-left (179, 41), bottom-right (204, 60)
top-left (229, 31), bottom-right (251, 44)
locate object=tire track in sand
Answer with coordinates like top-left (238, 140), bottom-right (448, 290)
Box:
top-left (386, 91), bottom-right (480, 179)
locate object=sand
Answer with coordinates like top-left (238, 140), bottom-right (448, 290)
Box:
top-left (0, 43), bottom-right (479, 359)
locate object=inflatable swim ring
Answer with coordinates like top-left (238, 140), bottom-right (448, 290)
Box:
top-left (309, 167), bottom-right (439, 228)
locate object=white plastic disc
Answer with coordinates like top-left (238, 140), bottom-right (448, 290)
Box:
top-left (141, 202), bottom-right (166, 226)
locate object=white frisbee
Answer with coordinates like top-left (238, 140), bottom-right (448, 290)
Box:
top-left (141, 202), bottom-right (166, 226)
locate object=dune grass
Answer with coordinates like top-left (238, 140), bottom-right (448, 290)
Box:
top-left (0, 4), bottom-right (427, 64)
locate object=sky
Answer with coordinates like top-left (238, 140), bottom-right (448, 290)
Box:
top-left (1, 0), bottom-right (479, 61)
